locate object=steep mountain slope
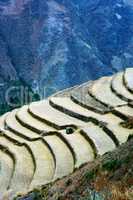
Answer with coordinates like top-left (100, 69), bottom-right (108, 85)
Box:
top-left (0, 0), bottom-right (133, 102)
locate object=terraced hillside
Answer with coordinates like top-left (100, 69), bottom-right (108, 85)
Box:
top-left (0, 68), bottom-right (133, 198)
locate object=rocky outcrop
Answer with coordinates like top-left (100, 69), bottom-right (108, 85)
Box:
top-left (0, 68), bottom-right (133, 198)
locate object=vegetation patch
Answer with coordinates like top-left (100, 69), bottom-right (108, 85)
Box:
top-left (102, 159), bottom-right (122, 172)
top-left (84, 169), bottom-right (97, 181)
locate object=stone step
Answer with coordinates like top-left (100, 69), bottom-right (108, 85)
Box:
top-left (2, 127), bottom-right (95, 186)
top-left (49, 97), bottom-right (133, 145)
top-left (29, 100), bottom-right (86, 129)
top-left (28, 138), bottom-right (55, 189)
top-left (0, 135), bottom-right (34, 194)
top-left (16, 105), bottom-right (56, 133)
top-left (4, 118), bottom-right (94, 171)
top-left (5, 110), bottom-right (40, 140)
top-left (111, 72), bottom-right (133, 102)
top-left (1, 111), bottom-right (80, 180)
top-left (81, 122), bottom-right (116, 155)
top-left (106, 122), bottom-right (132, 144)
top-left (6, 128), bottom-right (78, 186)
top-left (124, 68), bottom-right (133, 93)
top-left (60, 130), bottom-right (94, 168)
top-left (71, 83), bottom-right (109, 114)
top-left (17, 106), bottom-right (87, 166)
top-left (1, 113), bottom-right (77, 187)
top-left (53, 96), bottom-right (124, 126)
top-left (44, 135), bottom-right (74, 180)
top-left (3, 104), bottom-right (124, 148)
top-left (0, 147), bottom-right (14, 196)
top-left (2, 109), bottom-right (89, 167)
top-left (88, 76), bottom-right (126, 108)
top-left (4, 100), bottom-right (130, 150)
top-left (50, 97), bottom-right (104, 122)
top-left (114, 105), bottom-right (133, 118)
top-left (1, 130), bottom-right (55, 190)
top-left (0, 113), bottom-right (56, 188)
top-left (49, 97), bottom-right (125, 125)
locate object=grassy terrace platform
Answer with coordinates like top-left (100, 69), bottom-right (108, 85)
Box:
top-left (111, 72), bottom-right (133, 102)
top-left (16, 105), bottom-right (55, 133)
top-left (82, 122), bottom-right (115, 155)
top-left (71, 82), bottom-right (109, 114)
top-left (60, 130), bottom-right (94, 168)
top-left (1, 130), bottom-right (55, 189)
top-left (0, 149), bottom-right (14, 195)
top-left (0, 135), bottom-right (34, 194)
top-left (44, 135), bottom-right (74, 180)
top-left (5, 110), bottom-right (40, 139)
top-left (0, 68), bottom-right (133, 198)
top-left (114, 105), bottom-right (133, 117)
top-left (29, 100), bottom-right (86, 129)
top-left (49, 97), bottom-right (125, 124)
top-left (88, 76), bottom-right (126, 107)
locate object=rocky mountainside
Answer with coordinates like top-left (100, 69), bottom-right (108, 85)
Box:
top-left (0, 0), bottom-right (133, 103)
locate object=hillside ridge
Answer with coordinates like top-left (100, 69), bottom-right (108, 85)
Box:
top-left (0, 67), bottom-right (133, 199)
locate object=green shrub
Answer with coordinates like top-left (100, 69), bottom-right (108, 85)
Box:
top-left (84, 170), bottom-right (96, 180)
top-left (102, 159), bottom-right (122, 171)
